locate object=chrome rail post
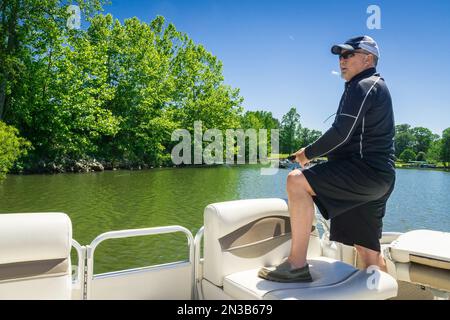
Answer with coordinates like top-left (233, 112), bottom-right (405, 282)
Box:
top-left (193, 226), bottom-right (205, 300)
top-left (71, 239), bottom-right (86, 299)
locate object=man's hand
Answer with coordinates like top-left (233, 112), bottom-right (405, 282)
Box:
top-left (294, 148), bottom-right (310, 168)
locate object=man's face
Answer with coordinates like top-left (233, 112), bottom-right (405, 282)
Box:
top-left (339, 49), bottom-right (371, 81)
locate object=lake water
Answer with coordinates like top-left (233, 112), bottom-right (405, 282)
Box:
top-left (1, 166), bottom-right (449, 273)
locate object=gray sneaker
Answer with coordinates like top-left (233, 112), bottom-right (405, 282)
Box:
top-left (258, 260), bottom-right (312, 283)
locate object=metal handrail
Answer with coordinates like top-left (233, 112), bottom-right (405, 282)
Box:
top-left (85, 225), bottom-right (194, 300)
top-left (193, 226), bottom-right (205, 300)
top-left (71, 239), bottom-right (85, 290)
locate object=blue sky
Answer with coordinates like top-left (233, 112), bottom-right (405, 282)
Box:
top-left (99, 0), bottom-right (450, 135)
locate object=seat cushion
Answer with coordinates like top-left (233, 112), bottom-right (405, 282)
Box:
top-left (389, 230), bottom-right (450, 269)
top-left (0, 275), bottom-right (72, 300)
top-left (224, 257), bottom-right (398, 300)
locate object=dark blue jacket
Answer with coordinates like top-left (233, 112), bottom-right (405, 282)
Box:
top-left (304, 67), bottom-right (395, 174)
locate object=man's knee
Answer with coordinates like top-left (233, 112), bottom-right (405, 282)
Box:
top-left (286, 170), bottom-right (315, 196)
top-left (287, 169), bottom-right (304, 190)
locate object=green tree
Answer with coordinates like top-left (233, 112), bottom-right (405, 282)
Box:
top-left (400, 149), bottom-right (416, 162)
top-left (240, 110), bottom-right (279, 159)
top-left (95, 15), bottom-right (180, 165)
top-left (104, 15), bottom-right (243, 165)
top-left (441, 128), bottom-right (450, 168)
top-left (241, 111), bottom-right (279, 131)
top-left (2, 6), bottom-right (244, 169)
top-left (298, 128), bottom-right (322, 148)
top-left (1, 0), bottom-right (109, 170)
top-left (416, 151), bottom-right (426, 162)
top-left (280, 107), bottom-right (301, 154)
top-left (396, 124), bottom-right (411, 134)
top-left (0, 0), bottom-right (105, 121)
top-left (171, 42), bottom-right (243, 131)
top-left (410, 127), bottom-right (439, 154)
top-left (395, 124), bottom-right (416, 157)
top-left (426, 139), bottom-right (442, 164)
top-left (9, 12), bottom-right (120, 166)
top-left (0, 121), bottom-right (31, 180)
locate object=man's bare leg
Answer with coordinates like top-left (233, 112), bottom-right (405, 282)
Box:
top-left (354, 244), bottom-right (387, 272)
top-left (286, 169), bottom-right (316, 268)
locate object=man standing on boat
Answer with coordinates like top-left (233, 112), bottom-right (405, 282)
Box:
top-left (259, 36), bottom-right (396, 282)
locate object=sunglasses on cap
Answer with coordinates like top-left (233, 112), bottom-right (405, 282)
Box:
top-left (339, 50), bottom-right (369, 60)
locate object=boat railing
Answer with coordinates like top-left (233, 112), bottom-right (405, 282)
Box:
top-left (193, 226), bottom-right (205, 300)
top-left (71, 239), bottom-right (86, 295)
top-left (77, 226), bottom-right (194, 300)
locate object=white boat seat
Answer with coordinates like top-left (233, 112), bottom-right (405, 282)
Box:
top-left (0, 213), bottom-right (72, 300)
top-left (224, 256), bottom-right (398, 300)
top-left (203, 198), bottom-right (321, 287)
top-left (386, 230), bottom-right (450, 292)
top-left (202, 198), bottom-right (398, 300)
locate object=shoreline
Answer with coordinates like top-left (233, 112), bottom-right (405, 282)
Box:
top-left (6, 162), bottom-right (449, 177)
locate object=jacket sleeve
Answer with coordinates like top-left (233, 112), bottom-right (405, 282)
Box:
top-left (304, 78), bottom-right (380, 160)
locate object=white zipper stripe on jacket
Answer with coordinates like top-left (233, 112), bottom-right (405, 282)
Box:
top-left (316, 76), bottom-right (381, 157)
top-left (360, 116), bottom-right (365, 158)
top-left (339, 113), bottom-right (357, 118)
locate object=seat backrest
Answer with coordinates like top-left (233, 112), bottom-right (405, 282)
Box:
top-left (0, 213), bottom-right (72, 299)
top-left (203, 198), bottom-right (321, 287)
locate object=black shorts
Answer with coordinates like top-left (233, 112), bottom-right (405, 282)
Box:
top-left (302, 158), bottom-right (395, 252)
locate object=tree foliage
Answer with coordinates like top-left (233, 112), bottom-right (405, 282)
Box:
top-left (399, 149), bottom-right (417, 162)
top-left (298, 128), bottom-right (322, 148)
top-left (395, 124), bottom-right (415, 157)
top-left (395, 124), bottom-right (441, 161)
top-left (426, 139), bottom-right (442, 164)
top-left (280, 107), bottom-right (301, 154)
top-left (0, 121), bottom-right (31, 179)
top-left (279, 107), bottom-right (322, 154)
top-left (410, 127), bottom-right (439, 154)
top-left (416, 151), bottom-right (426, 162)
top-left (1, 1), bottom-right (243, 170)
top-left (1, 1), bottom-right (447, 172)
top-left (441, 128), bottom-right (450, 167)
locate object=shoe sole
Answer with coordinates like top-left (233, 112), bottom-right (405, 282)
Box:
top-left (258, 271), bottom-right (313, 283)
top-left (263, 275), bottom-right (313, 283)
